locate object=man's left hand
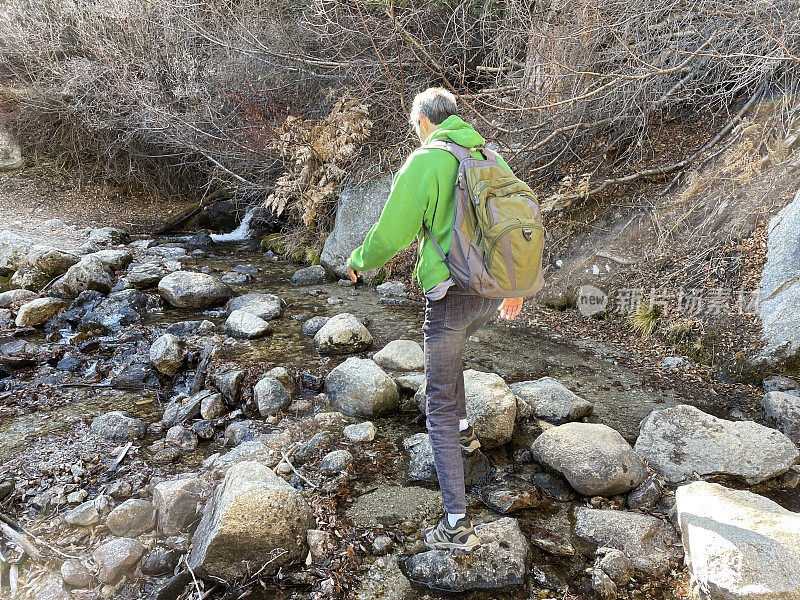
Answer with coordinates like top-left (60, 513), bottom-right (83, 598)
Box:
top-left (499, 298), bottom-right (523, 320)
top-left (347, 267), bottom-right (360, 283)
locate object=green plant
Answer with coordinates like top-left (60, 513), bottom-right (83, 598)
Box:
top-left (627, 303), bottom-right (662, 337)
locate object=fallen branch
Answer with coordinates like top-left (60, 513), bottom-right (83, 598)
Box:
top-left (279, 448), bottom-right (318, 490)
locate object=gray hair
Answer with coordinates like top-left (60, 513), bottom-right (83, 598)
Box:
top-left (409, 87), bottom-right (458, 126)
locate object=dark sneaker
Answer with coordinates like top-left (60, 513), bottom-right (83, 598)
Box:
top-left (423, 514), bottom-right (481, 554)
top-left (460, 425), bottom-right (481, 453)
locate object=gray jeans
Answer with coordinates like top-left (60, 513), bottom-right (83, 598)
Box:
top-left (423, 289), bottom-right (502, 514)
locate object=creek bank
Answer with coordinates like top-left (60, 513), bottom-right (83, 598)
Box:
top-left (0, 225), bottom-right (797, 600)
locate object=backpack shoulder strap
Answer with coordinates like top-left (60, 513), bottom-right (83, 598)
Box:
top-left (423, 139), bottom-right (474, 162)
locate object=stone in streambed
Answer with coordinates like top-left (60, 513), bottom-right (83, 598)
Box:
top-left (762, 391), bottom-right (800, 443)
top-left (158, 270), bottom-right (234, 308)
top-left (149, 333), bottom-right (186, 376)
top-left (14, 297), bottom-right (65, 327)
top-left (373, 339), bottom-right (424, 371)
top-left (93, 537), bottom-right (144, 584)
top-left (188, 461), bottom-right (314, 582)
top-left (254, 375), bottom-right (291, 416)
top-left (225, 292), bottom-right (282, 321)
top-left (403, 433), bottom-right (492, 487)
top-left (105, 499), bottom-right (156, 537)
top-left (634, 404), bottom-right (798, 485)
top-left (90, 411), bottom-right (146, 441)
top-left (224, 309), bottom-right (271, 339)
top-left (314, 313), bottom-right (373, 354)
top-left (344, 421), bottom-right (376, 442)
top-left (403, 517), bottom-right (528, 592)
top-left (324, 357), bottom-right (398, 417)
top-left (510, 377), bottom-right (593, 424)
top-left (531, 422), bottom-right (647, 496)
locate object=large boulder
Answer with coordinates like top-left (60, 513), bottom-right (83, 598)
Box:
top-left (634, 405), bottom-right (799, 485)
top-left (324, 357), bottom-right (399, 417)
top-left (757, 188), bottom-right (800, 365)
top-left (313, 313), bottom-right (373, 354)
top-left (14, 297), bottom-right (65, 327)
top-left (403, 517), bottom-right (528, 592)
top-left (574, 508), bottom-right (682, 576)
top-left (373, 339), bottom-right (424, 371)
top-left (50, 255), bottom-right (114, 298)
top-left (158, 271), bottom-right (234, 308)
top-left (762, 391), bottom-right (800, 443)
top-left (415, 370), bottom-right (516, 449)
top-left (531, 422), bottom-right (647, 496)
top-left (188, 461), bottom-right (314, 582)
top-left (510, 377), bottom-right (593, 424)
top-left (676, 481), bottom-right (800, 600)
top-left (27, 245), bottom-right (79, 277)
top-left (225, 293), bottom-right (282, 321)
top-left (320, 177), bottom-right (392, 281)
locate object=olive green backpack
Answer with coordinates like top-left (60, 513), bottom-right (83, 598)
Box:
top-left (422, 140), bottom-right (545, 298)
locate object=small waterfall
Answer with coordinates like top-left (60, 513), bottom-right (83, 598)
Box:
top-left (210, 204), bottom-right (259, 242)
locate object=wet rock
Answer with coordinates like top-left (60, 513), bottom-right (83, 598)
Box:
top-left (478, 479), bottom-right (549, 513)
top-left (634, 404), bottom-right (799, 485)
top-left (376, 281), bottom-right (407, 297)
top-left (226, 292), bottom-right (282, 321)
top-left (88, 227), bottom-right (130, 246)
top-left (373, 339), bottom-right (424, 371)
top-left (141, 547), bottom-right (181, 576)
top-left (192, 419), bottom-right (216, 439)
top-left (224, 309), bottom-right (271, 339)
top-left (149, 333), bottom-right (186, 376)
top-left (574, 507), bottom-right (682, 576)
top-left (307, 529), bottom-right (333, 563)
top-left (302, 316), bottom-right (329, 337)
top-left (111, 361), bottom-right (158, 390)
top-left (80, 288), bottom-right (148, 329)
top-left (153, 476), bottom-right (205, 535)
top-left (163, 391), bottom-right (204, 428)
top-left (344, 421), bottom-right (376, 442)
top-left (676, 481), bottom-right (800, 600)
top-left (93, 537), bottom-right (144, 584)
top-left (65, 500), bottom-right (100, 526)
top-left (0, 339), bottom-right (38, 368)
top-left (14, 297), bottom-right (65, 327)
top-left (597, 547), bottom-right (634, 585)
top-left (762, 391), bottom-right (800, 443)
top-left (50, 255), bottom-right (114, 298)
top-left (763, 375), bottom-right (800, 396)
top-left (200, 392), bottom-right (226, 420)
top-left (158, 270), bottom-right (234, 308)
top-left (415, 370), bottom-right (517, 449)
top-left (0, 288), bottom-right (35, 308)
top-left (320, 449), bottom-right (353, 474)
top-left (126, 262), bottom-right (167, 289)
top-left (529, 528), bottom-right (575, 557)
top-left (90, 411), bottom-right (146, 441)
top-left (28, 244), bottom-right (79, 277)
top-left (188, 461), bottom-right (314, 582)
top-left (166, 425), bottom-right (198, 451)
top-left (626, 476), bottom-right (662, 511)
top-left (254, 375), bottom-right (291, 416)
top-left (403, 433), bottom-right (492, 486)
top-left (531, 422), bottom-right (648, 496)
top-left (210, 369), bottom-right (244, 405)
top-left (106, 499), bottom-right (157, 537)
top-left (223, 420), bottom-right (259, 447)
top-left (314, 313), bottom-right (373, 354)
top-left (319, 176), bottom-right (392, 280)
top-left (290, 265), bottom-right (328, 286)
top-left (509, 377), bottom-right (593, 424)
top-left (154, 447), bottom-right (181, 463)
top-left (324, 357), bottom-right (399, 417)
top-left (61, 559), bottom-right (96, 588)
top-left (403, 517), bottom-right (528, 592)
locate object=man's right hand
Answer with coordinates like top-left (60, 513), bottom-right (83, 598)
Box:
top-left (347, 267), bottom-right (360, 283)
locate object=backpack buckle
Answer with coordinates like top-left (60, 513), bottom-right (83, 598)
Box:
top-left (522, 228), bottom-right (533, 241)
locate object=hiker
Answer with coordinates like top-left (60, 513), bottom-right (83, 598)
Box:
top-left (348, 87), bottom-right (542, 553)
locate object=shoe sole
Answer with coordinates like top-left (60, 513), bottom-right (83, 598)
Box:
top-left (423, 540), bottom-right (481, 554)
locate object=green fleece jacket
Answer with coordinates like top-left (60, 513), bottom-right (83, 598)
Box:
top-left (348, 115), bottom-right (511, 293)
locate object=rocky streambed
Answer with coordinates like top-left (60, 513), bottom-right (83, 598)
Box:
top-left (0, 225), bottom-right (799, 600)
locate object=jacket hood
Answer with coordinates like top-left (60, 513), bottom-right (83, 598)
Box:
top-left (424, 115), bottom-right (485, 148)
